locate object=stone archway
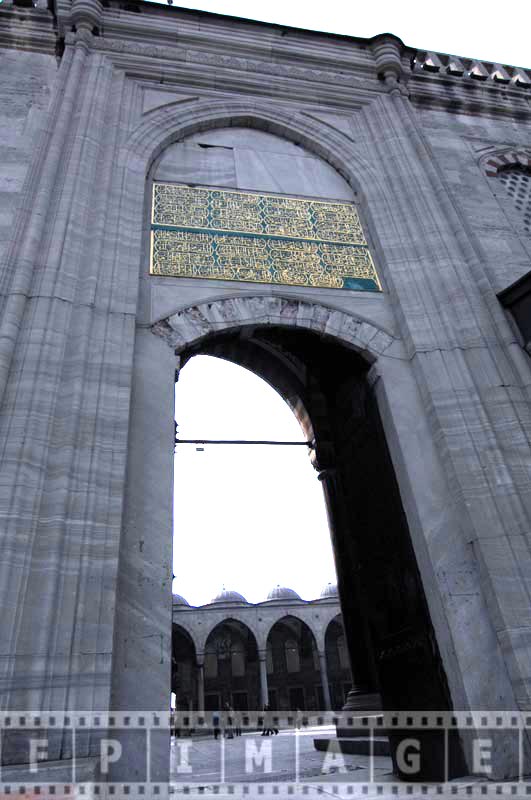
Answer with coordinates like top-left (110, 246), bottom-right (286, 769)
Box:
top-left (265, 616), bottom-right (323, 712)
top-left (112, 105), bottom-right (521, 784)
top-left (153, 295), bottom-right (398, 364)
top-left (143, 296), bottom-right (466, 780)
top-left (172, 624), bottom-right (198, 711)
top-left (203, 619), bottom-right (260, 712)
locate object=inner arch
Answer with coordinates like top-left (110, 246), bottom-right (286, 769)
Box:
top-left (153, 126), bottom-right (356, 203)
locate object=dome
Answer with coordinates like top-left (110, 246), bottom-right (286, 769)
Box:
top-left (210, 588), bottom-right (248, 605)
top-left (320, 582), bottom-right (338, 599)
top-left (266, 585), bottom-right (301, 602)
top-left (172, 593), bottom-right (190, 607)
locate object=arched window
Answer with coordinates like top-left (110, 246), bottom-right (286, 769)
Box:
top-left (498, 166), bottom-right (531, 234)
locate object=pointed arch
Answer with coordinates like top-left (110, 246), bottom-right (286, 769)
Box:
top-left (152, 295), bottom-right (401, 365)
top-left (482, 148), bottom-right (531, 177)
top-left (127, 98), bottom-right (384, 204)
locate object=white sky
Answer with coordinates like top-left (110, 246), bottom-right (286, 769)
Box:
top-left (170, 2), bottom-right (530, 606)
top-left (173, 356), bottom-right (335, 605)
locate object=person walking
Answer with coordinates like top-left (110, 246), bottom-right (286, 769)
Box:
top-left (261, 704), bottom-right (278, 736)
top-left (224, 702), bottom-right (234, 739)
top-left (233, 707), bottom-right (242, 737)
top-left (213, 709), bottom-right (221, 741)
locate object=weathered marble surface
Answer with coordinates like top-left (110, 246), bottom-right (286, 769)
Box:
top-left (0, 48), bottom-right (57, 267)
top-left (154, 128), bottom-right (356, 200)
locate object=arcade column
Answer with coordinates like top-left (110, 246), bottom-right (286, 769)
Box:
top-left (258, 650), bottom-right (269, 708)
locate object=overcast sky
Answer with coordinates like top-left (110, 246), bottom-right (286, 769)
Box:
top-left (171, 2), bottom-right (530, 607)
top-left (173, 356), bottom-right (335, 605)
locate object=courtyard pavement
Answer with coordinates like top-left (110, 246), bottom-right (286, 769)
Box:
top-left (169, 724), bottom-right (394, 785)
top-left (167, 725), bottom-right (504, 799)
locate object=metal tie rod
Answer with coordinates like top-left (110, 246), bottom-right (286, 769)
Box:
top-left (175, 438), bottom-right (313, 447)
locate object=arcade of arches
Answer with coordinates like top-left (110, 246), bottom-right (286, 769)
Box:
top-left (171, 584), bottom-right (352, 712)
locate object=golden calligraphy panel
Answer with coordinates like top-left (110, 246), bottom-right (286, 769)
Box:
top-left (150, 183), bottom-right (380, 292)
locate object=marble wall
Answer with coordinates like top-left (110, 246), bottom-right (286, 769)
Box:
top-left (417, 108), bottom-right (531, 293)
top-left (0, 48), bottom-right (57, 266)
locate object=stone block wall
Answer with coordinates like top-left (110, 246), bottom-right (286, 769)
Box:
top-left (418, 107), bottom-right (531, 293)
top-left (0, 46), bottom-right (57, 265)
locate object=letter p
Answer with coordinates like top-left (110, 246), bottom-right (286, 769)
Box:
top-left (100, 739), bottom-right (123, 774)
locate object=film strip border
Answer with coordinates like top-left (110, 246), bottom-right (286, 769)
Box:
top-left (0, 782), bottom-right (527, 797)
top-left (0, 712), bottom-right (529, 730)
top-left (1, 712), bottom-right (529, 796)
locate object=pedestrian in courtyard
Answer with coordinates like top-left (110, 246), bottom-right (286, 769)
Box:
top-left (224, 702), bottom-right (234, 739)
top-left (233, 707), bottom-right (242, 736)
top-left (261, 704), bottom-right (278, 736)
top-left (213, 710), bottom-right (221, 740)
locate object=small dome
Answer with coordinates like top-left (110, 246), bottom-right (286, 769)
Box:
top-left (320, 582), bottom-right (338, 599)
top-left (266, 585), bottom-right (301, 602)
top-left (210, 588), bottom-right (248, 605)
top-left (172, 593), bottom-right (190, 607)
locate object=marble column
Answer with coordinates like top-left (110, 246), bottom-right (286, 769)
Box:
top-left (317, 467), bottom-right (379, 693)
top-left (258, 650), bottom-right (269, 708)
top-left (318, 651), bottom-right (332, 711)
top-left (197, 656), bottom-right (205, 711)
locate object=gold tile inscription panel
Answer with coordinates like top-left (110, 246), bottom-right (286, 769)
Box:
top-left (150, 183), bottom-right (380, 292)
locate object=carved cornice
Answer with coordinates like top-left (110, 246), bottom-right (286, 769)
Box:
top-left (86, 35), bottom-right (377, 110)
top-left (89, 36), bottom-right (374, 93)
top-left (2, 2), bottom-right (531, 119)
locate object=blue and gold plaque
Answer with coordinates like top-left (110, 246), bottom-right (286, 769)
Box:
top-left (150, 183), bottom-right (380, 292)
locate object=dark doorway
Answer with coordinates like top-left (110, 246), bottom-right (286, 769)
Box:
top-left (178, 325), bottom-right (465, 780)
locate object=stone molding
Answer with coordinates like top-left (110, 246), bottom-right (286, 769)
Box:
top-left (151, 296), bottom-right (397, 365)
top-left (91, 37), bottom-right (369, 90)
top-left (86, 39), bottom-right (377, 109)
